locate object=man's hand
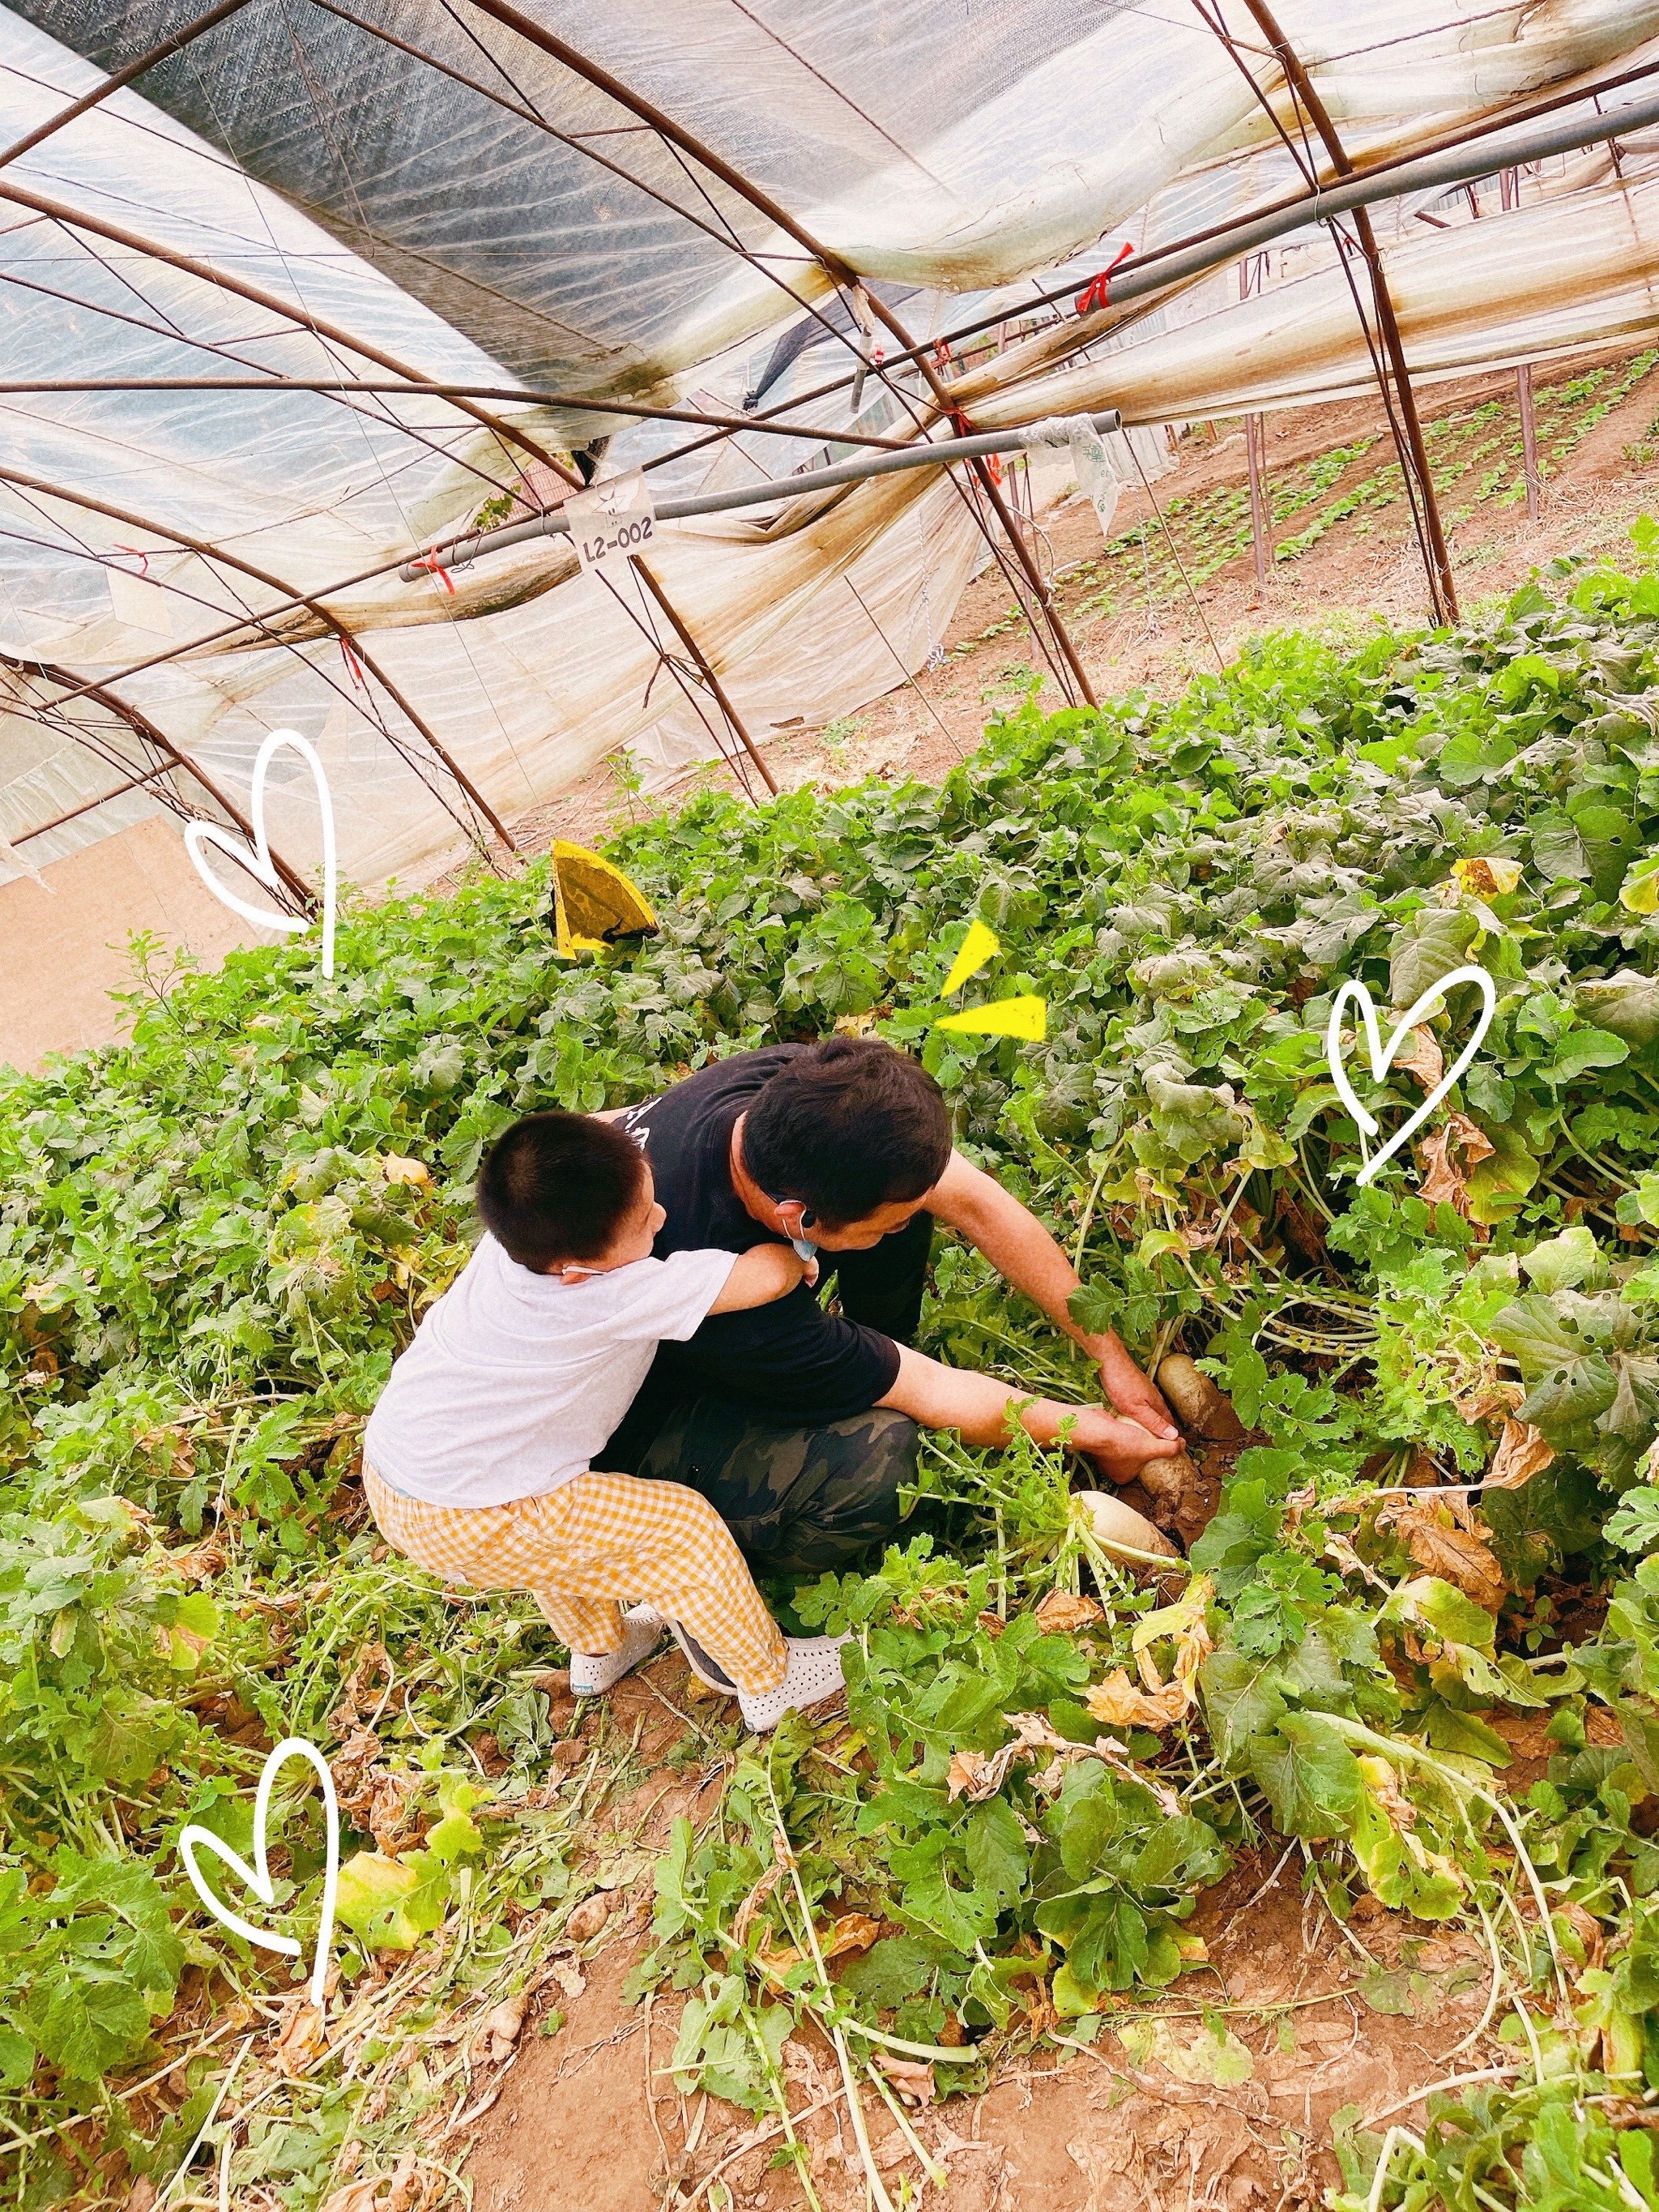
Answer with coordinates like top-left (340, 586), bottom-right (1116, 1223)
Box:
top-left (878, 1347), bottom-right (1183, 1478)
top-left (1095, 1336), bottom-right (1179, 1443)
top-left (1068, 1405), bottom-right (1183, 1482)
top-left (925, 1155), bottom-right (1180, 1440)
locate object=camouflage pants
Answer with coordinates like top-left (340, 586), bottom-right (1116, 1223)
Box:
top-left (631, 1396), bottom-right (919, 1577)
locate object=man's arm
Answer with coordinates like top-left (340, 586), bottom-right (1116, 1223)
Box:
top-left (877, 1346), bottom-right (1178, 1480)
top-left (925, 1151), bottom-right (1179, 1441)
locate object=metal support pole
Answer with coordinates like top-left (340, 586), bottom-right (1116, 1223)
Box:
top-left (408, 412), bottom-right (1122, 566)
top-left (1598, 94), bottom-right (1628, 179)
top-left (0, 462), bottom-right (518, 853)
top-left (1246, 412), bottom-right (1271, 588)
top-left (1498, 169), bottom-right (1543, 524)
top-left (1239, 258), bottom-right (1271, 588)
top-left (969, 458), bottom-right (1094, 707)
top-left (1346, 207), bottom-right (1457, 621)
top-left (872, 303), bottom-right (1099, 705)
top-left (0, 0), bottom-right (257, 172)
top-left (0, 179), bottom-right (577, 485)
top-left (11, 757), bottom-right (177, 845)
top-left (1517, 363), bottom-right (1542, 523)
top-left (2, 655), bottom-right (313, 910)
top-left (632, 561), bottom-right (778, 796)
top-left (0, 377), bottom-right (912, 452)
top-left (1236, 0), bottom-right (1459, 626)
top-left (454, 0), bottom-right (1100, 702)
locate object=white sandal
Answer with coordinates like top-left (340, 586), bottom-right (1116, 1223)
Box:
top-left (737, 1636), bottom-right (850, 1732)
top-left (568, 1603), bottom-right (666, 1697)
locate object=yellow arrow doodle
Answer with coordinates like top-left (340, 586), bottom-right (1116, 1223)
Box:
top-left (932, 921), bottom-right (1047, 1041)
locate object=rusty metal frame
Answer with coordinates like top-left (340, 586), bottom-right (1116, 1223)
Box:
top-left (18, 6), bottom-right (1659, 865)
top-left (0, 0), bottom-right (258, 173)
top-left (632, 562), bottom-right (778, 797)
top-left (585, 53), bottom-right (1659, 485)
top-left (0, 177), bottom-right (578, 485)
top-left (1218, 0), bottom-right (1459, 622)
top-left (2, 652), bottom-right (313, 908)
top-left (0, 374), bottom-right (911, 450)
top-left (452, 0), bottom-right (1098, 706)
top-left (0, 5), bottom-right (902, 806)
top-left (0, 269), bottom-right (536, 510)
top-left (303, 0), bottom-right (936, 492)
top-left (0, 462), bottom-right (518, 853)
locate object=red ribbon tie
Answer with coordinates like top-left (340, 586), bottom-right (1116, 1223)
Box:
top-left (1075, 240), bottom-right (1134, 318)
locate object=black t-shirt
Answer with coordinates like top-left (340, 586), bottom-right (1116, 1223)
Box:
top-left (610, 1046), bottom-right (904, 1426)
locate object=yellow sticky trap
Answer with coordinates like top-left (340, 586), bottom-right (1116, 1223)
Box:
top-left (934, 996), bottom-right (1047, 1042)
top-left (551, 840), bottom-right (659, 959)
top-left (940, 919), bottom-right (1000, 997)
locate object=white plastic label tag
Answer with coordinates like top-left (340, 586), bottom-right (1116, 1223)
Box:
top-left (565, 470), bottom-right (657, 574)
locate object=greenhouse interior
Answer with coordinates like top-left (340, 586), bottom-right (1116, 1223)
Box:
top-left (9, 4), bottom-right (1659, 2209)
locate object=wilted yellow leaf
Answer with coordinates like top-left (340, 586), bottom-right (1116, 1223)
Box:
top-left (272, 2001), bottom-right (327, 2077)
top-left (381, 1155), bottom-right (431, 1187)
top-left (1130, 1576), bottom-right (1214, 1701)
top-left (824, 1911), bottom-right (881, 1959)
top-left (1085, 1668), bottom-right (1186, 1732)
top-left (1486, 1418), bottom-right (1555, 1490)
top-left (1418, 1112), bottom-right (1495, 1213)
top-left (1386, 1505), bottom-right (1507, 1613)
top-left (1034, 1590), bottom-right (1104, 1635)
top-left (1392, 1025), bottom-right (1444, 1092)
top-left (872, 2052), bottom-right (936, 2104)
top-left (1452, 856), bottom-right (1523, 899)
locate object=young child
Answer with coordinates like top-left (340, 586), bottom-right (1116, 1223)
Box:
top-left (362, 1110), bottom-right (847, 1731)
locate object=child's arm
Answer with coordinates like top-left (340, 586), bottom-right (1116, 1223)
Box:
top-left (707, 1243), bottom-right (808, 1313)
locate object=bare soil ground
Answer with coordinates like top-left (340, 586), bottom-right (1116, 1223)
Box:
top-left (460, 356), bottom-right (1659, 2210)
top-left (465, 1638), bottom-right (1498, 2212)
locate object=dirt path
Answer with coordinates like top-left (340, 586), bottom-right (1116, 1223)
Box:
top-left (463, 1637), bottom-right (1499, 2212)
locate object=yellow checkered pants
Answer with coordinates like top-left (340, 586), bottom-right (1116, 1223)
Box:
top-left (363, 1461), bottom-right (787, 1695)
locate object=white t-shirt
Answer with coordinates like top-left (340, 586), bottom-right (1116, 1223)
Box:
top-left (363, 1232), bottom-right (737, 1508)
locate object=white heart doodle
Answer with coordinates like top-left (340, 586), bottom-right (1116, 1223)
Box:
top-left (1326, 963), bottom-right (1497, 1188)
top-left (178, 1736), bottom-right (339, 2007)
top-left (183, 729), bottom-right (335, 978)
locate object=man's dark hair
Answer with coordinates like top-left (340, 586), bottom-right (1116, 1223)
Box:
top-left (476, 1110), bottom-right (646, 1269)
top-left (742, 1040), bottom-right (950, 1229)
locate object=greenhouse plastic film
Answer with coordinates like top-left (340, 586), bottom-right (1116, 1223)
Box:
top-left (4, 1), bottom-right (1659, 914)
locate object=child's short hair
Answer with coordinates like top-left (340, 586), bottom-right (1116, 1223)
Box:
top-left (476, 1111), bottom-right (647, 1268)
